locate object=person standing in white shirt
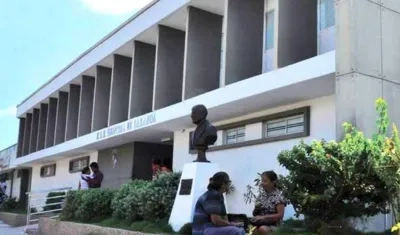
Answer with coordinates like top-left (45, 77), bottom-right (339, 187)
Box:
top-left (78, 167), bottom-right (92, 190)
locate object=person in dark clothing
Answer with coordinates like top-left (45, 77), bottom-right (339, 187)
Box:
top-left (84, 162), bottom-right (104, 188)
top-left (192, 172), bottom-right (245, 235)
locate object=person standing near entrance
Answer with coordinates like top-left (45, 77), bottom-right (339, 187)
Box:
top-left (78, 167), bottom-right (92, 190)
top-left (84, 162), bottom-right (104, 188)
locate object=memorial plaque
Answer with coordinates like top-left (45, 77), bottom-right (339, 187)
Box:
top-left (179, 179), bottom-right (193, 195)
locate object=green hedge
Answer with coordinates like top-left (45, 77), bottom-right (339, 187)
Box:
top-left (111, 172), bottom-right (181, 223)
top-left (111, 179), bottom-right (150, 222)
top-left (61, 172), bottom-right (181, 224)
top-left (61, 189), bottom-right (117, 222)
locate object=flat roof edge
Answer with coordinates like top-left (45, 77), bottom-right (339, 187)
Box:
top-left (17, 0), bottom-right (159, 108)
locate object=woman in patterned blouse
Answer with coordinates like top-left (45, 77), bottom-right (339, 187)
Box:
top-left (251, 171), bottom-right (286, 234)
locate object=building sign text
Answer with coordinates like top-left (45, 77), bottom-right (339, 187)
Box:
top-left (96, 113), bottom-right (156, 141)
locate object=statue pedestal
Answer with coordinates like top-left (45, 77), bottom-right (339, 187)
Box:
top-left (169, 162), bottom-right (220, 232)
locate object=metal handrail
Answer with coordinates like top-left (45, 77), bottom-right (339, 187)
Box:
top-left (26, 187), bottom-right (72, 227)
top-left (26, 187), bottom-right (72, 195)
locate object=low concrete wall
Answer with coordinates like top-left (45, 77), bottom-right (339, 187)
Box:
top-left (0, 212), bottom-right (26, 227)
top-left (38, 218), bottom-right (154, 235)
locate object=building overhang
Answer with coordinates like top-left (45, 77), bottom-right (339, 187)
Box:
top-left (14, 51), bottom-right (335, 166)
top-left (16, 0), bottom-right (226, 117)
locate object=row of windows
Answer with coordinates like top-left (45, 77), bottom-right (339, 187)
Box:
top-left (40, 156), bottom-right (89, 178)
top-left (223, 113), bottom-right (305, 145)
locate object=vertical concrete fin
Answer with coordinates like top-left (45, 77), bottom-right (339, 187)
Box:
top-left (277, 0), bottom-right (317, 68)
top-left (78, 76), bottom-right (95, 136)
top-left (109, 54), bottom-right (132, 125)
top-left (55, 91), bottom-right (68, 145)
top-left (16, 118), bottom-right (26, 157)
top-left (22, 113), bottom-right (32, 156)
top-left (153, 25), bottom-right (185, 110)
top-left (224, 0), bottom-right (264, 85)
top-left (66, 84), bottom-right (81, 141)
top-left (37, 103), bottom-right (49, 151)
top-left (92, 66), bottom-right (112, 131)
top-left (45, 98), bottom-right (58, 148)
top-left (29, 109), bottom-right (40, 153)
top-left (129, 41), bottom-right (156, 118)
top-left (183, 7), bottom-right (223, 100)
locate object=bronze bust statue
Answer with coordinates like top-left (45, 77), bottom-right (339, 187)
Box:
top-left (191, 105), bottom-right (217, 162)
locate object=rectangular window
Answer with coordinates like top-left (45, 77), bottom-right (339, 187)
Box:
top-left (69, 156), bottom-right (89, 173)
top-left (319, 0), bottom-right (335, 29)
top-left (224, 127), bottom-right (246, 144)
top-left (265, 114), bottom-right (305, 137)
top-left (265, 11), bottom-right (275, 50)
top-left (40, 164), bottom-right (56, 178)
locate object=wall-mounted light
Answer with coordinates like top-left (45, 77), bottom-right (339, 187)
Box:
top-left (112, 149), bottom-right (118, 168)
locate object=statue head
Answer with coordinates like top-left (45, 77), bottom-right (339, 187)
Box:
top-left (191, 105), bottom-right (208, 124)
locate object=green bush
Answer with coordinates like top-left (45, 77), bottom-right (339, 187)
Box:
top-left (62, 172), bottom-right (180, 225)
top-left (75, 188), bottom-right (117, 222)
top-left (43, 191), bottom-right (66, 211)
top-left (60, 190), bottom-right (83, 221)
top-left (138, 172), bottom-right (181, 220)
top-left (111, 179), bottom-right (150, 222)
top-left (0, 197), bottom-right (19, 211)
top-left (111, 172), bottom-right (181, 223)
top-left (276, 98), bottom-right (395, 234)
top-left (61, 189), bottom-right (117, 222)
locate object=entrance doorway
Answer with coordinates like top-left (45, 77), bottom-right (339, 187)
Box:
top-left (19, 168), bottom-right (31, 207)
top-left (132, 142), bottom-right (173, 181)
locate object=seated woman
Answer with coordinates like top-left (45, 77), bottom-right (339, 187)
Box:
top-left (251, 171), bottom-right (286, 235)
top-left (192, 172), bottom-right (245, 235)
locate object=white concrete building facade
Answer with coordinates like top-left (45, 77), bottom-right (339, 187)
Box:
top-left (10, 0), bottom-right (400, 232)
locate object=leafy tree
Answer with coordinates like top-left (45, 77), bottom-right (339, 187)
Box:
top-left (277, 98), bottom-right (394, 233)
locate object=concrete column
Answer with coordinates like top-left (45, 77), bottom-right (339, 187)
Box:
top-left (66, 84), bottom-right (81, 141)
top-left (78, 76), bottom-right (95, 136)
top-left (223, 0), bottom-right (264, 85)
top-left (16, 118), bottom-right (26, 158)
top-left (129, 41), bottom-right (156, 118)
top-left (277, 0), bottom-right (317, 68)
top-left (183, 7), bottom-right (223, 100)
top-left (92, 66), bottom-right (112, 131)
top-left (55, 91), bottom-right (68, 145)
top-left (22, 113), bottom-right (32, 156)
top-left (37, 103), bottom-right (48, 151)
top-left (153, 25), bottom-right (185, 110)
top-left (109, 54), bottom-right (132, 125)
top-left (335, 0), bottom-right (400, 138)
top-left (29, 109), bottom-right (39, 153)
top-left (45, 98), bottom-right (58, 148)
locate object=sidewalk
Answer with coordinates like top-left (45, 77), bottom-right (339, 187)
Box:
top-left (0, 221), bottom-right (38, 235)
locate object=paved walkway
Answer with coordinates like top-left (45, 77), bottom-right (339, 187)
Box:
top-left (0, 221), bottom-right (38, 235)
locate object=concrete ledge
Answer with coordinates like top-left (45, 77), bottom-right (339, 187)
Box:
top-left (0, 212), bottom-right (27, 227)
top-left (38, 218), bottom-right (153, 235)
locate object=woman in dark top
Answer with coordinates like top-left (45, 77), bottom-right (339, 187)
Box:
top-left (192, 172), bottom-right (245, 235)
top-left (251, 171), bottom-right (286, 234)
